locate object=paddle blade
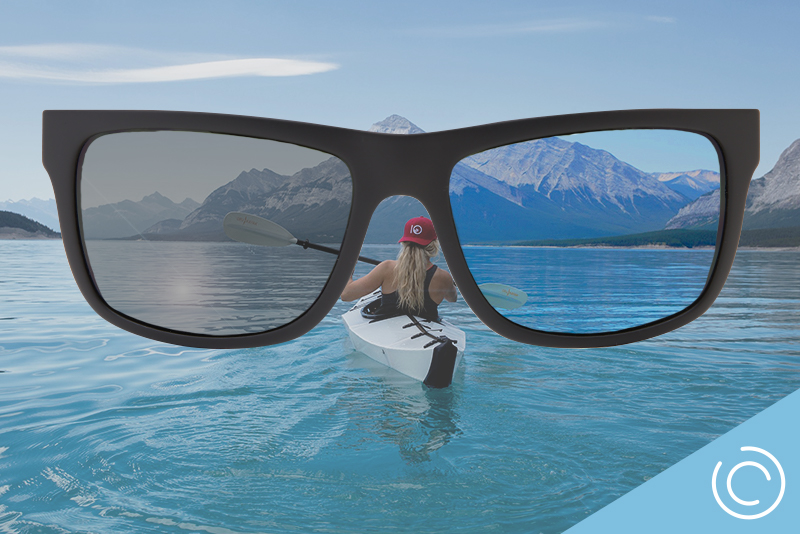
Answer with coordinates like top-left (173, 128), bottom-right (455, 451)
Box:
top-left (223, 212), bottom-right (297, 247)
top-left (479, 283), bottom-right (528, 310)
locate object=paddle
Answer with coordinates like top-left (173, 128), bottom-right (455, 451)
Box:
top-left (223, 211), bottom-right (380, 265)
top-left (222, 211), bottom-right (528, 310)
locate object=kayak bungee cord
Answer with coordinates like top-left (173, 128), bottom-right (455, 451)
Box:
top-left (402, 314), bottom-right (456, 349)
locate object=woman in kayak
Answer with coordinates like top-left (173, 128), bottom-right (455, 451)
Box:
top-left (341, 216), bottom-right (457, 320)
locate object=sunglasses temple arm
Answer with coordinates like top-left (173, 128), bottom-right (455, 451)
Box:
top-left (295, 239), bottom-right (381, 266)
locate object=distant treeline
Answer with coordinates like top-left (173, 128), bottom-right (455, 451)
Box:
top-left (515, 229), bottom-right (717, 248)
top-left (0, 210), bottom-right (61, 237)
top-left (514, 227), bottom-right (800, 248)
top-left (738, 226), bottom-right (800, 248)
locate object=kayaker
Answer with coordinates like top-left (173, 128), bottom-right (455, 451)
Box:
top-left (341, 216), bottom-right (457, 321)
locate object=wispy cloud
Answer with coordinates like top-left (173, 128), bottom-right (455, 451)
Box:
top-left (646, 16), bottom-right (677, 24)
top-left (413, 19), bottom-right (606, 38)
top-left (0, 44), bottom-right (338, 83)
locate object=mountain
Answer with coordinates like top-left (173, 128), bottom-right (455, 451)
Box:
top-left (369, 115), bottom-right (425, 135)
top-left (665, 138), bottom-right (800, 231)
top-left (743, 138), bottom-right (800, 229)
top-left (0, 198), bottom-right (60, 231)
top-left (0, 210), bottom-right (61, 239)
top-left (455, 136), bottom-right (692, 241)
top-left (82, 192), bottom-right (200, 239)
top-left (450, 162), bottom-right (609, 241)
top-left (653, 169), bottom-right (720, 200)
top-left (168, 157), bottom-right (352, 242)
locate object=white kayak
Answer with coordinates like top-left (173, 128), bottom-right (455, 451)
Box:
top-left (342, 290), bottom-right (466, 387)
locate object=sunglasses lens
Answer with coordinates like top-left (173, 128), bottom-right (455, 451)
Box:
top-left (80, 131), bottom-right (352, 335)
top-left (450, 129), bottom-right (721, 333)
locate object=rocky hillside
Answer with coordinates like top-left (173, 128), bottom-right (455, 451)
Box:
top-left (666, 138), bottom-right (800, 231)
top-left (744, 138), bottom-right (800, 229)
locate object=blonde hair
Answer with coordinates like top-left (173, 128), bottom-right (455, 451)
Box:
top-left (396, 240), bottom-right (440, 313)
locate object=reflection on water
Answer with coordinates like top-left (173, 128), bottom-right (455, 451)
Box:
top-left (345, 352), bottom-right (463, 463)
top-left (85, 240), bottom-right (338, 335)
top-left (0, 242), bottom-right (798, 533)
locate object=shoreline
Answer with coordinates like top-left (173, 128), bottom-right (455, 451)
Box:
top-left (0, 229), bottom-right (61, 240)
top-left (737, 246), bottom-right (800, 251)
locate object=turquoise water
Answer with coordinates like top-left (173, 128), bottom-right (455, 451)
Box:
top-left (463, 246), bottom-right (716, 333)
top-left (1, 241), bottom-right (799, 533)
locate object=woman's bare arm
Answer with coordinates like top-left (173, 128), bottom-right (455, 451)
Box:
top-left (443, 275), bottom-right (458, 302)
top-left (431, 269), bottom-right (458, 303)
top-left (340, 260), bottom-right (393, 302)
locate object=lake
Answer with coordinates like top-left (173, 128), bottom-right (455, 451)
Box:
top-left (1, 241), bottom-right (798, 533)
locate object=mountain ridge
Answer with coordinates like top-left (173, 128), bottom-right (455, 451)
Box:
top-left (82, 193), bottom-right (200, 239)
top-left (666, 138), bottom-right (800, 231)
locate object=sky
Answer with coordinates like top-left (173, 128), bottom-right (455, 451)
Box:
top-left (1, 0), bottom-right (799, 202)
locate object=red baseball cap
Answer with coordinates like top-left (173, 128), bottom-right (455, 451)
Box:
top-left (399, 216), bottom-right (437, 246)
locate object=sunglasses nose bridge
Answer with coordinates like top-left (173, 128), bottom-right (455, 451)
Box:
top-left (354, 133), bottom-right (455, 206)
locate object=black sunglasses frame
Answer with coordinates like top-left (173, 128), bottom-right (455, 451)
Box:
top-left (43, 109), bottom-right (759, 349)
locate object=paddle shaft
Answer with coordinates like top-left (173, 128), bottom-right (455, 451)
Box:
top-left (296, 239), bottom-right (380, 266)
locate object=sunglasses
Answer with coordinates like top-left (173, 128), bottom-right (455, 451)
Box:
top-left (42, 109), bottom-right (759, 349)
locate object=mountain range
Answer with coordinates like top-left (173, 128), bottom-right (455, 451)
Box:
top-left (57, 116), bottom-right (799, 246)
top-left (370, 118), bottom-right (717, 242)
top-left (80, 116), bottom-right (718, 243)
top-left (653, 169), bottom-right (720, 200)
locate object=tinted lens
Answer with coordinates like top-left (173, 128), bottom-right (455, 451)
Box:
top-left (450, 130), bottom-right (721, 333)
top-left (80, 131), bottom-right (352, 335)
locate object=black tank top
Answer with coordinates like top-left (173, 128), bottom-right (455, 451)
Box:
top-left (377, 264), bottom-right (440, 321)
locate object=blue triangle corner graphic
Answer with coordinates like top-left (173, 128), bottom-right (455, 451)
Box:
top-left (566, 387), bottom-right (799, 533)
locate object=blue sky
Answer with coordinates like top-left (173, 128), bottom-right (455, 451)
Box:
top-left (1, 0), bottom-right (799, 201)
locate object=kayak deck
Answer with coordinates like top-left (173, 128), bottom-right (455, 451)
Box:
top-left (342, 290), bottom-right (465, 384)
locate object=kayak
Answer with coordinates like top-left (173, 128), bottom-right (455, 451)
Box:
top-left (342, 290), bottom-right (466, 387)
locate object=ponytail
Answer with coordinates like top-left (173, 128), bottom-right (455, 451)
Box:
top-left (396, 240), bottom-right (439, 313)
